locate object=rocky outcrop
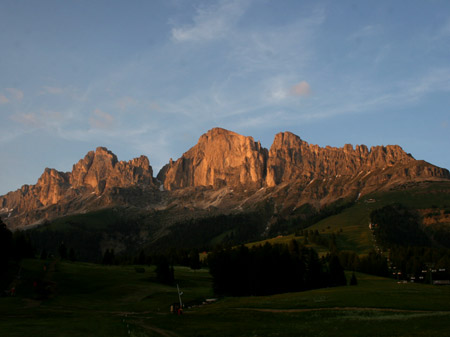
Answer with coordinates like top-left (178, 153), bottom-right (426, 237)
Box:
top-left (70, 147), bottom-right (154, 193)
top-left (0, 147), bottom-right (155, 224)
top-left (159, 128), bottom-right (448, 191)
top-left (1, 128), bottom-right (449, 229)
top-left (266, 132), bottom-right (417, 186)
top-left (159, 128), bottom-right (268, 190)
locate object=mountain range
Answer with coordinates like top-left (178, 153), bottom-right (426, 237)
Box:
top-left (1, 127), bottom-right (449, 231)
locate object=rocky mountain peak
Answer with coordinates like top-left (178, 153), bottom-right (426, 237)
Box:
top-left (159, 127), bottom-right (268, 190)
top-left (0, 148), bottom-right (156, 225)
top-left (1, 128), bottom-right (449, 229)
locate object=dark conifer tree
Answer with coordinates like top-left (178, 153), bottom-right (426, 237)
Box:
top-left (40, 249), bottom-right (48, 260)
top-left (58, 242), bottom-right (68, 260)
top-left (189, 249), bottom-right (201, 270)
top-left (12, 230), bottom-right (35, 260)
top-left (102, 249), bottom-right (115, 265)
top-left (328, 254), bottom-right (347, 286)
top-left (155, 256), bottom-right (174, 285)
top-left (137, 250), bottom-right (146, 265)
top-left (0, 217), bottom-right (12, 273)
top-left (68, 248), bottom-right (76, 262)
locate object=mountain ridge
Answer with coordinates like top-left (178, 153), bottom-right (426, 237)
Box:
top-left (1, 127), bottom-right (449, 229)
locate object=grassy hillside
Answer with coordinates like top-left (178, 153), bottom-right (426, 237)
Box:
top-left (1, 259), bottom-right (449, 336)
top-left (307, 181), bottom-right (450, 254)
top-left (24, 181), bottom-right (450, 261)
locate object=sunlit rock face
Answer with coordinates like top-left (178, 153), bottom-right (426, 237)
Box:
top-left (265, 132), bottom-right (417, 187)
top-left (159, 128), bottom-right (268, 190)
top-left (1, 127), bottom-right (449, 229)
top-left (0, 147), bottom-right (155, 224)
top-left (158, 128), bottom-right (448, 191)
top-left (70, 147), bottom-right (154, 193)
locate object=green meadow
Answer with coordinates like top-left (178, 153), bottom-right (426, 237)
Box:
top-left (1, 259), bottom-right (450, 337)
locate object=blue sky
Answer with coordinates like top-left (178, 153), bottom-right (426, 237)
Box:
top-left (1, 0), bottom-right (449, 195)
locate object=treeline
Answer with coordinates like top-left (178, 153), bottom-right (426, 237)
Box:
top-left (150, 212), bottom-right (267, 252)
top-left (370, 204), bottom-right (450, 281)
top-left (268, 199), bottom-right (354, 236)
top-left (388, 246), bottom-right (450, 280)
top-left (370, 204), bottom-right (430, 247)
top-left (0, 218), bottom-right (35, 291)
top-left (99, 247), bottom-right (202, 271)
top-left (207, 241), bottom-right (347, 296)
top-left (338, 250), bottom-right (389, 277)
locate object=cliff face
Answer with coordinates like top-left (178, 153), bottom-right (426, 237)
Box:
top-left (0, 147), bottom-right (155, 223)
top-left (159, 128), bottom-right (448, 190)
top-left (1, 128), bottom-right (449, 229)
top-left (70, 147), bottom-right (154, 193)
top-left (159, 128), bottom-right (268, 190)
top-left (266, 132), bottom-right (417, 186)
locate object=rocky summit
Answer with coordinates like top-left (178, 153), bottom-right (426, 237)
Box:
top-left (1, 127), bottom-right (449, 229)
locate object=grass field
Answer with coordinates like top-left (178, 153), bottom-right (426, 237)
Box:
top-left (1, 259), bottom-right (450, 337)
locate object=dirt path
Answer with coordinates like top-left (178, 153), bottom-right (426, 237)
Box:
top-left (132, 319), bottom-right (181, 337)
top-left (236, 307), bottom-right (450, 314)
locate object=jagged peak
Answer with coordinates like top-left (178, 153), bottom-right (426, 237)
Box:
top-left (199, 127), bottom-right (251, 144)
top-left (271, 131), bottom-right (304, 149)
top-left (204, 127), bottom-right (239, 137)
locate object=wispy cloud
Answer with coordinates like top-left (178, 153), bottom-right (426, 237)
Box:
top-left (290, 81), bottom-right (312, 97)
top-left (10, 110), bottom-right (64, 129)
top-left (41, 86), bottom-right (64, 95)
top-left (10, 113), bottom-right (39, 127)
top-left (116, 96), bottom-right (137, 111)
top-left (348, 24), bottom-right (381, 41)
top-left (397, 67), bottom-right (450, 102)
top-left (266, 79), bottom-right (312, 102)
top-left (6, 88), bottom-right (24, 101)
top-left (435, 18), bottom-right (450, 39)
top-left (171, 0), bottom-right (250, 42)
top-left (0, 94), bottom-right (9, 104)
top-left (89, 108), bottom-right (115, 129)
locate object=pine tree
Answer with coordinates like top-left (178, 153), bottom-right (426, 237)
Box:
top-left (137, 250), bottom-right (146, 265)
top-left (349, 272), bottom-right (358, 286)
top-left (0, 217), bottom-right (12, 273)
top-left (58, 242), bottom-right (68, 260)
top-left (328, 254), bottom-right (347, 286)
top-left (102, 249), bottom-right (115, 265)
top-left (68, 248), bottom-right (76, 262)
top-left (189, 249), bottom-right (201, 270)
top-left (155, 256), bottom-right (174, 284)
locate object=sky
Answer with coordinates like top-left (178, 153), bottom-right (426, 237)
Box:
top-left (1, 0), bottom-right (449, 195)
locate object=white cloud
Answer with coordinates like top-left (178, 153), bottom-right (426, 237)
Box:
top-left (42, 86), bottom-right (64, 95)
top-left (0, 94), bottom-right (9, 104)
top-left (10, 113), bottom-right (39, 127)
top-left (171, 0), bottom-right (250, 42)
top-left (116, 96), bottom-right (137, 111)
top-left (399, 68), bottom-right (450, 102)
top-left (348, 25), bottom-right (381, 41)
top-left (436, 19), bottom-right (450, 39)
top-left (10, 110), bottom-right (65, 129)
top-left (267, 80), bottom-right (312, 102)
top-left (290, 81), bottom-right (311, 97)
top-left (89, 109), bottom-right (115, 129)
top-left (6, 88), bottom-right (24, 101)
